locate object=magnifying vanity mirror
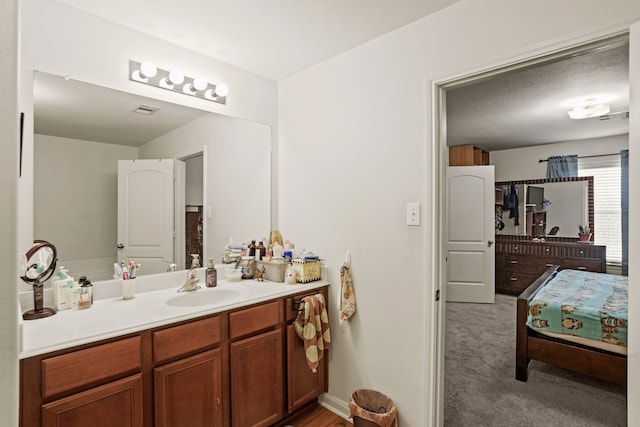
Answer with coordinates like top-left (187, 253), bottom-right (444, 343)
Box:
top-left (496, 176), bottom-right (594, 239)
top-left (20, 240), bottom-right (58, 320)
top-left (32, 71), bottom-right (271, 282)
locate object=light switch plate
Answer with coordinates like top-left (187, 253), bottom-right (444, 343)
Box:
top-left (406, 202), bottom-right (421, 226)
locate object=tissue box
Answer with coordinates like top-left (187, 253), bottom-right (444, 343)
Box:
top-left (256, 260), bottom-right (287, 282)
top-left (291, 260), bottom-right (321, 283)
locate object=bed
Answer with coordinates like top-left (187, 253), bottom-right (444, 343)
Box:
top-left (516, 266), bottom-right (627, 385)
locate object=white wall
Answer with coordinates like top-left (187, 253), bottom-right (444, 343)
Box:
top-left (278, 1), bottom-right (640, 425)
top-left (491, 134), bottom-right (629, 181)
top-left (140, 114), bottom-right (271, 262)
top-left (34, 134), bottom-right (138, 281)
top-left (19, 0), bottom-right (278, 257)
top-left (0, 0), bottom-right (19, 424)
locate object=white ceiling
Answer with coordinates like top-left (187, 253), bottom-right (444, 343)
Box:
top-left (56, 0), bottom-right (461, 81)
top-left (446, 40), bottom-right (629, 151)
top-left (38, 2), bottom-right (629, 150)
top-left (34, 72), bottom-right (208, 146)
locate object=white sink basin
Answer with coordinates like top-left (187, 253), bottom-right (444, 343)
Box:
top-left (165, 284), bottom-right (249, 308)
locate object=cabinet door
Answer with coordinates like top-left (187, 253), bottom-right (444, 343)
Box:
top-left (286, 324), bottom-right (326, 412)
top-left (42, 374), bottom-right (143, 427)
top-left (230, 329), bottom-right (283, 427)
top-left (154, 349), bottom-right (222, 427)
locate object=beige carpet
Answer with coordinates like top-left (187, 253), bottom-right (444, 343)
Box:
top-left (444, 294), bottom-right (626, 427)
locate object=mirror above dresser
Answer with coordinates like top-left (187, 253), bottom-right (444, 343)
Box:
top-left (495, 176), bottom-right (594, 239)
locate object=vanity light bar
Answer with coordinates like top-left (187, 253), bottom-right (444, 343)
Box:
top-left (129, 60), bottom-right (228, 105)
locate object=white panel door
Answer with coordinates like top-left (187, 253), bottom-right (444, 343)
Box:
top-left (446, 166), bottom-right (495, 303)
top-left (117, 159), bottom-right (177, 275)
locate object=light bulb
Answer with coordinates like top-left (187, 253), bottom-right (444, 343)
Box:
top-left (193, 78), bottom-right (208, 92)
top-left (168, 70), bottom-right (184, 85)
top-left (214, 83), bottom-right (229, 97)
top-left (139, 62), bottom-right (157, 79)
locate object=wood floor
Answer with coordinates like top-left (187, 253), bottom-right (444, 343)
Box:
top-left (285, 405), bottom-right (353, 427)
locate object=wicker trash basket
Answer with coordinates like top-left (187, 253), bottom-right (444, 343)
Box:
top-left (349, 389), bottom-right (398, 427)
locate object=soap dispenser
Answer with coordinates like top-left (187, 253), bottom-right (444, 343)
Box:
top-left (206, 258), bottom-right (217, 287)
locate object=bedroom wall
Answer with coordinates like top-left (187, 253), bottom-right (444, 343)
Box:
top-left (490, 134), bottom-right (629, 181)
top-left (278, 1), bottom-right (640, 425)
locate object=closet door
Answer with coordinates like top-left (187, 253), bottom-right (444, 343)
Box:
top-left (446, 166), bottom-right (496, 303)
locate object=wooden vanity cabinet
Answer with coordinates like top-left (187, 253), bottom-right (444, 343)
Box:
top-left (153, 316), bottom-right (224, 427)
top-left (284, 294), bottom-right (327, 413)
top-left (229, 301), bottom-right (283, 427)
top-left (21, 286), bottom-right (330, 427)
top-left (20, 336), bottom-right (143, 427)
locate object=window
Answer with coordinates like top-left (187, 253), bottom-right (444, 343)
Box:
top-left (578, 156), bottom-right (621, 264)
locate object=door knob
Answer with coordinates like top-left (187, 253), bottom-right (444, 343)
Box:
top-left (487, 240), bottom-right (494, 247)
top-left (117, 243), bottom-right (125, 249)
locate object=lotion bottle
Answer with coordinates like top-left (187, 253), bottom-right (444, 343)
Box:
top-left (206, 258), bottom-right (217, 287)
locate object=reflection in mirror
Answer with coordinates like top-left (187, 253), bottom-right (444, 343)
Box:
top-left (496, 177), bottom-right (593, 238)
top-left (33, 71), bottom-right (271, 281)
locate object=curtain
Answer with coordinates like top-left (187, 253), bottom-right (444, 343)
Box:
top-left (621, 149), bottom-right (628, 276)
top-left (546, 155), bottom-right (578, 178)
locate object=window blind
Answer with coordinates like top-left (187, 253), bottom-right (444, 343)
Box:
top-left (578, 156), bottom-right (621, 264)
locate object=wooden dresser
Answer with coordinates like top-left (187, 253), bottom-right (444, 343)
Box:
top-left (495, 237), bottom-right (606, 295)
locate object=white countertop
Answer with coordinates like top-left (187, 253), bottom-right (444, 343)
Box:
top-left (19, 268), bottom-right (329, 359)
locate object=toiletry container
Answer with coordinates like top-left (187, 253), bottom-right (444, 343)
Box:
top-left (52, 267), bottom-right (74, 311)
top-left (206, 258), bottom-right (217, 287)
top-left (78, 279), bottom-right (93, 309)
top-left (248, 240), bottom-right (256, 257)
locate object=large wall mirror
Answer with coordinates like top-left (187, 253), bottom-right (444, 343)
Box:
top-left (32, 71), bottom-right (271, 281)
top-left (496, 176), bottom-right (594, 239)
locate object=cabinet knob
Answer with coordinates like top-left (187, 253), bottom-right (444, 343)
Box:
top-left (545, 263), bottom-right (553, 267)
top-left (510, 260), bottom-right (518, 264)
top-left (510, 277), bottom-right (518, 281)
top-left (577, 266), bottom-right (587, 271)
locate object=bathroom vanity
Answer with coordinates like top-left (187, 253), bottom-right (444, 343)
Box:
top-left (19, 273), bottom-right (329, 427)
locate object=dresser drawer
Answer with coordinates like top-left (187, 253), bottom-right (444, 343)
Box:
top-left (42, 336), bottom-right (141, 399)
top-left (502, 272), bottom-right (540, 294)
top-left (230, 301), bottom-right (281, 339)
top-left (504, 254), bottom-right (561, 274)
top-left (563, 258), bottom-right (604, 273)
top-left (153, 316), bottom-right (221, 364)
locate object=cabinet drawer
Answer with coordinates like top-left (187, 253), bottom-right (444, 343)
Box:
top-left (154, 316), bottom-right (221, 364)
top-left (42, 336), bottom-right (141, 400)
top-left (563, 258), bottom-right (604, 273)
top-left (230, 301), bottom-right (281, 339)
top-left (502, 272), bottom-right (540, 294)
top-left (504, 254), bottom-right (561, 274)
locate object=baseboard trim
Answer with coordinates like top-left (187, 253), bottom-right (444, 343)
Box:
top-left (319, 393), bottom-right (351, 421)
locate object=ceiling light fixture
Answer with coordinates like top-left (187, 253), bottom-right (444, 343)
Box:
top-left (568, 101), bottom-right (610, 120)
top-left (129, 60), bottom-right (228, 105)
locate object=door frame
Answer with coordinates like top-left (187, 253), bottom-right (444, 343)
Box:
top-left (175, 146), bottom-right (208, 270)
top-left (428, 30), bottom-right (632, 426)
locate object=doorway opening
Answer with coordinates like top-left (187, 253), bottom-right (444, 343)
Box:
top-left (176, 149), bottom-right (207, 271)
top-left (433, 32), bottom-right (629, 425)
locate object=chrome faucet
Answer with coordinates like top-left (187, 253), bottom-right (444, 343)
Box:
top-left (177, 269), bottom-right (200, 292)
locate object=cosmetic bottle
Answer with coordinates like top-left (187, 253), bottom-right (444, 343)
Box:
top-left (78, 279), bottom-right (93, 309)
top-left (206, 258), bottom-right (217, 287)
top-left (52, 266), bottom-right (74, 311)
top-left (248, 240), bottom-right (256, 257)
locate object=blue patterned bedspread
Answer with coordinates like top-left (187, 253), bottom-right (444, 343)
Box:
top-left (526, 269), bottom-right (628, 347)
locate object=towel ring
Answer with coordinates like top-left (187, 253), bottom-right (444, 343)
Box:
top-left (292, 299), bottom-right (304, 312)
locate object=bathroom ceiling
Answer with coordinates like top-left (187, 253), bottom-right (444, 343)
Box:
top-left (56, 0), bottom-right (461, 81)
top-left (44, 2), bottom-right (629, 150)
